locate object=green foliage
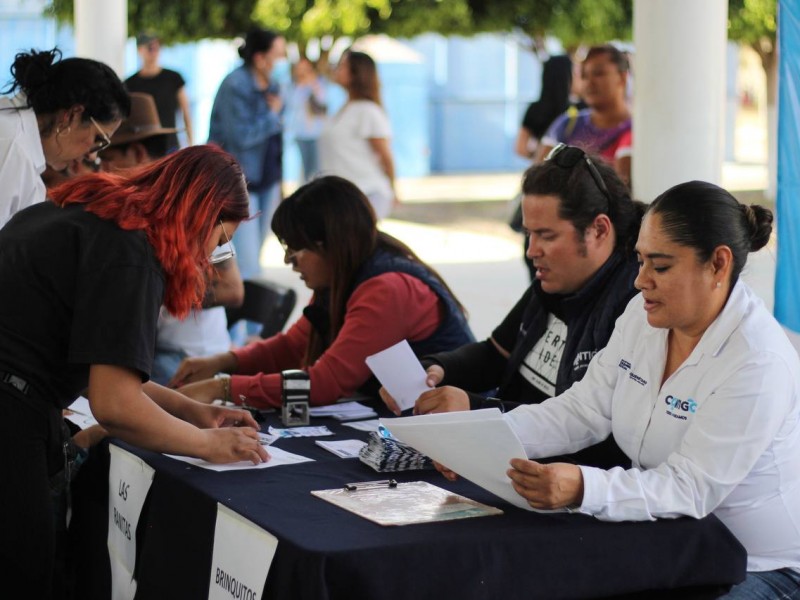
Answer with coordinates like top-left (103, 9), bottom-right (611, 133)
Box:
top-left (45, 0), bottom-right (260, 43)
top-left (728, 0), bottom-right (777, 46)
top-left (46, 0), bottom-right (634, 47)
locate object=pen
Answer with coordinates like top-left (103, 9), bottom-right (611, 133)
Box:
top-left (344, 479), bottom-right (398, 492)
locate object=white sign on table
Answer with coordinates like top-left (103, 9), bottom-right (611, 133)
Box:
top-left (107, 444), bottom-right (155, 598)
top-left (209, 504), bottom-right (279, 600)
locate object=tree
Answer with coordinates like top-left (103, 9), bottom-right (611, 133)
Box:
top-left (45, 0), bottom-right (259, 43)
top-left (728, 0), bottom-right (777, 197)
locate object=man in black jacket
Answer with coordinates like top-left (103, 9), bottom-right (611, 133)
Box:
top-left (382, 144), bottom-right (644, 468)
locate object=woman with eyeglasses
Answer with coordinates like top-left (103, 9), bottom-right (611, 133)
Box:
top-left (171, 175), bottom-right (475, 408)
top-left (495, 182), bottom-right (798, 598)
top-left (0, 145), bottom-right (269, 595)
top-left (0, 48), bottom-right (130, 229)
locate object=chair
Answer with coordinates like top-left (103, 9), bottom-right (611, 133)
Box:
top-left (226, 279), bottom-right (298, 338)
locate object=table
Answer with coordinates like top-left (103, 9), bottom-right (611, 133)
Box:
top-left (69, 408), bottom-right (746, 600)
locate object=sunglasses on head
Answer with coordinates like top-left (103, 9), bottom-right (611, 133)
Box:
top-left (545, 143), bottom-right (613, 207)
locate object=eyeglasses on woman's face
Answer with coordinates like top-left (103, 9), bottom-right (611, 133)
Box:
top-left (545, 143), bottom-right (613, 207)
top-left (88, 117), bottom-right (112, 154)
top-left (209, 222), bottom-right (237, 265)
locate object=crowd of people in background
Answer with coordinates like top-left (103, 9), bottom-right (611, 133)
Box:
top-left (0, 26), bottom-right (798, 600)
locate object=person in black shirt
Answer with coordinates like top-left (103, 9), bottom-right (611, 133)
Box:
top-left (382, 145), bottom-right (645, 469)
top-left (125, 32), bottom-right (193, 151)
top-left (0, 145), bottom-right (268, 597)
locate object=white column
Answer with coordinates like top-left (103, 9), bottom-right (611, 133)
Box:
top-left (632, 0), bottom-right (728, 202)
top-left (74, 0), bottom-right (127, 76)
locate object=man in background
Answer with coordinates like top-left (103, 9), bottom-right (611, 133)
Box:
top-left (125, 32), bottom-right (194, 151)
top-left (101, 93), bottom-right (243, 384)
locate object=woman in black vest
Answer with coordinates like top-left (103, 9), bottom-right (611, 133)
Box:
top-left (172, 176), bottom-right (474, 408)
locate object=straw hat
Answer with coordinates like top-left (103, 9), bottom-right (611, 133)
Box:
top-left (109, 92), bottom-right (179, 146)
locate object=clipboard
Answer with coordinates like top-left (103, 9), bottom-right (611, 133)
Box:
top-left (311, 480), bottom-right (503, 526)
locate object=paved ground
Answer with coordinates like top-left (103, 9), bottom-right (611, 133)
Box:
top-left (259, 160), bottom-right (774, 341)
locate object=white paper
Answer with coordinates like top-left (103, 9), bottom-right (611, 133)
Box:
top-left (165, 446), bottom-right (313, 471)
top-left (309, 401), bottom-right (377, 420)
top-left (109, 554), bottom-right (137, 600)
top-left (108, 445), bottom-right (155, 589)
top-left (209, 504), bottom-right (278, 600)
top-left (342, 419), bottom-right (381, 433)
top-left (381, 409), bottom-right (554, 511)
top-left (268, 425), bottom-right (333, 438)
top-left (315, 439), bottom-right (367, 458)
top-left (64, 395), bottom-right (99, 429)
top-left (365, 340), bottom-right (430, 411)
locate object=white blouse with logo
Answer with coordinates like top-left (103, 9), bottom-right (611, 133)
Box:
top-left (506, 281), bottom-right (800, 572)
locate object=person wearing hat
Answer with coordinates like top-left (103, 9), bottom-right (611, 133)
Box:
top-left (99, 92), bottom-right (178, 168)
top-left (125, 32), bottom-right (193, 151)
top-left (101, 93), bottom-right (244, 384)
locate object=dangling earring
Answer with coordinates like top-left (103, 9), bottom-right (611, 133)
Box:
top-left (716, 281), bottom-right (721, 289)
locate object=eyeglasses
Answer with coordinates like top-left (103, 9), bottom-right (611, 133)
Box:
top-left (209, 222), bottom-right (236, 265)
top-left (280, 241), bottom-right (307, 262)
top-left (88, 117), bottom-right (112, 154)
top-left (545, 143), bottom-right (612, 207)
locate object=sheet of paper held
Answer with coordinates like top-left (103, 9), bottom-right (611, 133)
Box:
top-left (166, 446), bottom-right (313, 472)
top-left (365, 340), bottom-right (430, 412)
top-left (64, 396), bottom-right (100, 429)
top-left (381, 409), bottom-right (564, 512)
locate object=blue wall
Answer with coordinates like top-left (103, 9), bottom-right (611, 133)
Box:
top-left (1, 6), bottom-right (546, 177)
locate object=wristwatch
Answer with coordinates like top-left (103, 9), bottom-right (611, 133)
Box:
top-left (481, 397), bottom-right (505, 413)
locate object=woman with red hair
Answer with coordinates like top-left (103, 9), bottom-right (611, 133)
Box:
top-left (0, 144), bottom-right (268, 595)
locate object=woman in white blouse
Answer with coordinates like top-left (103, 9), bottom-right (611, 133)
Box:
top-left (497, 181), bottom-right (799, 598)
top-left (318, 50), bottom-right (396, 219)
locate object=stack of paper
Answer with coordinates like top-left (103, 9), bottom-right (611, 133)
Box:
top-left (381, 409), bottom-right (548, 511)
top-left (309, 401), bottom-right (377, 421)
top-left (359, 429), bottom-right (433, 472)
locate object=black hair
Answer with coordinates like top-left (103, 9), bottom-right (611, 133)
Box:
top-left (3, 48), bottom-right (130, 135)
top-left (647, 180), bottom-right (773, 286)
top-left (238, 29), bottom-right (278, 65)
top-left (523, 54), bottom-right (573, 140)
top-left (522, 156), bottom-right (645, 254)
top-left (584, 45), bottom-right (630, 74)
top-left (272, 175), bottom-right (465, 364)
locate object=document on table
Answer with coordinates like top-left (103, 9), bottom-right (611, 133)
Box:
top-left (315, 439), bottom-right (367, 458)
top-left (365, 340), bottom-right (429, 412)
top-left (166, 446), bottom-right (313, 472)
top-left (381, 409), bottom-right (563, 512)
top-left (312, 480), bottom-right (503, 526)
top-left (309, 401), bottom-right (377, 421)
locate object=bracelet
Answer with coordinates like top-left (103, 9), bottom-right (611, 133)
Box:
top-left (214, 374), bottom-right (232, 404)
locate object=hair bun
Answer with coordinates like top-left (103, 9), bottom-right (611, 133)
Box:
top-left (8, 48), bottom-right (61, 96)
top-left (742, 204), bottom-right (773, 252)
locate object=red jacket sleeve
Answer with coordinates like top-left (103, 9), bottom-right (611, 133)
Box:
top-left (229, 273), bottom-right (443, 408)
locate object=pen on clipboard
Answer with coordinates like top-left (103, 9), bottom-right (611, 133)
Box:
top-left (344, 479), bottom-right (398, 492)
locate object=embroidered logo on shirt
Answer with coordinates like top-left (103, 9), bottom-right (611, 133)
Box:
top-left (619, 359), bottom-right (631, 371)
top-left (664, 395), bottom-right (697, 420)
top-left (629, 372), bottom-right (647, 386)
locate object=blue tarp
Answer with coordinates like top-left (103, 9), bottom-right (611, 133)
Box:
top-left (775, 0), bottom-right (800, 331)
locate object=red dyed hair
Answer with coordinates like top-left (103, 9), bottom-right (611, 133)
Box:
top-left (49, 145), bottom-right (249, 318)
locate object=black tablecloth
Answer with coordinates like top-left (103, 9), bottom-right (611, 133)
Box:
top-left (69, 408), bottom-right (747, 600)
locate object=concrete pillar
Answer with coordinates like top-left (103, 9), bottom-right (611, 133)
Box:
top-left (74, 0), bottom-right (127, 76)
top-left (632, 0), bottom-right (728, 202)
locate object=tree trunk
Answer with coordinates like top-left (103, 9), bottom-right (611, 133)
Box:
top-left (754, 42), bottom-right (777, 200)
